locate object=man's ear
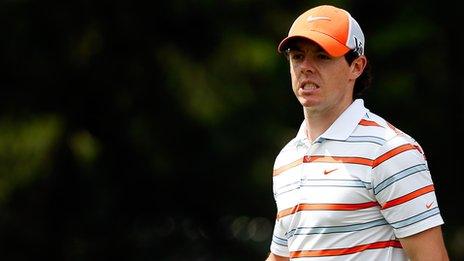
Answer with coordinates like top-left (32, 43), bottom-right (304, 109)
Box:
top-left (350, 55), bottom-right (367, 80)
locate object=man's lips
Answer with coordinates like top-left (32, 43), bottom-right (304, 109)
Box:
top-left (299, 82), bottom-right (320, 94)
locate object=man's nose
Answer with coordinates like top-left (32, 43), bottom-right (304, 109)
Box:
top-left (300, 56), bottom-right (315, 74)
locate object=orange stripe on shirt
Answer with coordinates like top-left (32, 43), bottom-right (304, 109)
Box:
top-left (387, 121), bottom-right (403, 135)
top-left (373, 144), bottom-right (415, 168)
top-left (359, 119), bottom-right (382, 127)
top-left (305, 155), bottom-right (373, 166)
top-left (290, 240), bottom-right (402, 258)
top-left (277, 202), bottom-right (379, 219)
top-left (273, 157), bottom-right (304, 176)
top-left (382, 185), bottom-right (435, 209)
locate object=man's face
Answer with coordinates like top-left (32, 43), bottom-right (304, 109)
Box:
top-left (287, 39), bottom-right (357, 115)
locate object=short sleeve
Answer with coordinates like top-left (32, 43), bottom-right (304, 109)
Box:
top-left (371, 135), bottom-right (444, 238)
top-left (270, 217), bottom-right (290, 257)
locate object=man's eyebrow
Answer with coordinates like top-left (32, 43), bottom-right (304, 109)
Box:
top-left (286, 46), bottom-right (303, 53)
top-left (288, 44), bottom-right (326, 53)
top-left (313, 45), bottom-right (327, 53)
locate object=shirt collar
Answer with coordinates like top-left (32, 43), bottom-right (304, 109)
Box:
top-left (295, 99), bottom-right (369, 142)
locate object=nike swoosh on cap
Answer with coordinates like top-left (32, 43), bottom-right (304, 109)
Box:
top-left (306, 16), bottom-right (331, 23)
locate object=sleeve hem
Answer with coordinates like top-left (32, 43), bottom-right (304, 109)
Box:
top-left (270, 245), bottom-right (290, 257)
top-left (394, 215), bottom-right (444, 238)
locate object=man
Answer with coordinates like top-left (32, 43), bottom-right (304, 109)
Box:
top-left (267, 5), bottom-right (449, 261)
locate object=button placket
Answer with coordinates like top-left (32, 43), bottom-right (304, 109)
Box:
top-left (300, 141), bottom-right (320, 200)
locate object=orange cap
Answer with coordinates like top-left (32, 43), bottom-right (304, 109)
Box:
top-left (278, 5), bottom-right (365, 57)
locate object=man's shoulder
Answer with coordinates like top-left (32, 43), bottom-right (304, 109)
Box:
top-left (272, 133), bottom-right (306, 171)
top-left (277, 135), bottom-right (304, 156)
top-left (356, 112), bottom-right (414, 142)
top-left (359, 111), bottom-right (425, 155)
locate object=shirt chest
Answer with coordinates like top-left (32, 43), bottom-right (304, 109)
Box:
top-left (273, 141), bottom-right (376, 210)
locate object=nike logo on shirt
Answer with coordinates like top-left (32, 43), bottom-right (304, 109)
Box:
top-left (426, 201), bottom-right (434, 209)
top-left (323, 168), bottom-right (338, 175)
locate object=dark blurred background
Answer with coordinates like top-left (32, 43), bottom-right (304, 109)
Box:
top-left (0, 0), bottom-right (462, 260)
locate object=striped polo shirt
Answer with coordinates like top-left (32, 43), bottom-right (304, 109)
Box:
top-left (270, 99), bottom-right (444, 260)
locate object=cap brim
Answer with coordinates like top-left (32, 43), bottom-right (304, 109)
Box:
top-left (278, 31), bottom-right (350, 57)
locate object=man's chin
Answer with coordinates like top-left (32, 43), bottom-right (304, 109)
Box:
top-left (298, 98), bottom-right (319, 108)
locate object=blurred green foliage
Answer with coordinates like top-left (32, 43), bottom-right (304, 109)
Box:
top-left (0, 115), bottom-right (62, 203)
top-left (0, 0), bottom-right (462, 260)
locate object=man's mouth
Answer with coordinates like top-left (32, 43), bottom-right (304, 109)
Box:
top-left (300, 82), bottom-right (319, 91)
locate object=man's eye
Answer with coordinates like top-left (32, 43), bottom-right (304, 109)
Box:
top-left (290, 53), bottom-right (304, 61)
top-left (317, 53), bottom-right (330, 60)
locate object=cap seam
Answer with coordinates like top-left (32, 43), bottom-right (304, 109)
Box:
top-left (308, 30), bottom-right (348, 48)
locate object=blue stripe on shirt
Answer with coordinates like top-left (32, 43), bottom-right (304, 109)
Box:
top-left (374, 164), bottom-right (428, 195)
top-left (272, 234), bottom-right (288, 246)
top-left (286, 218), bottom-right (389, 238)
top-left (346, 135), bottom-right (386, 146)
top-left (275, 179), bottom-right (372, 197)
top-left (390, 207), bottom-right (440, 229)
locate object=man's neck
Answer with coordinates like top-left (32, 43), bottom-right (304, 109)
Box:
top-left (303, 102), bottom-right (352, 142)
